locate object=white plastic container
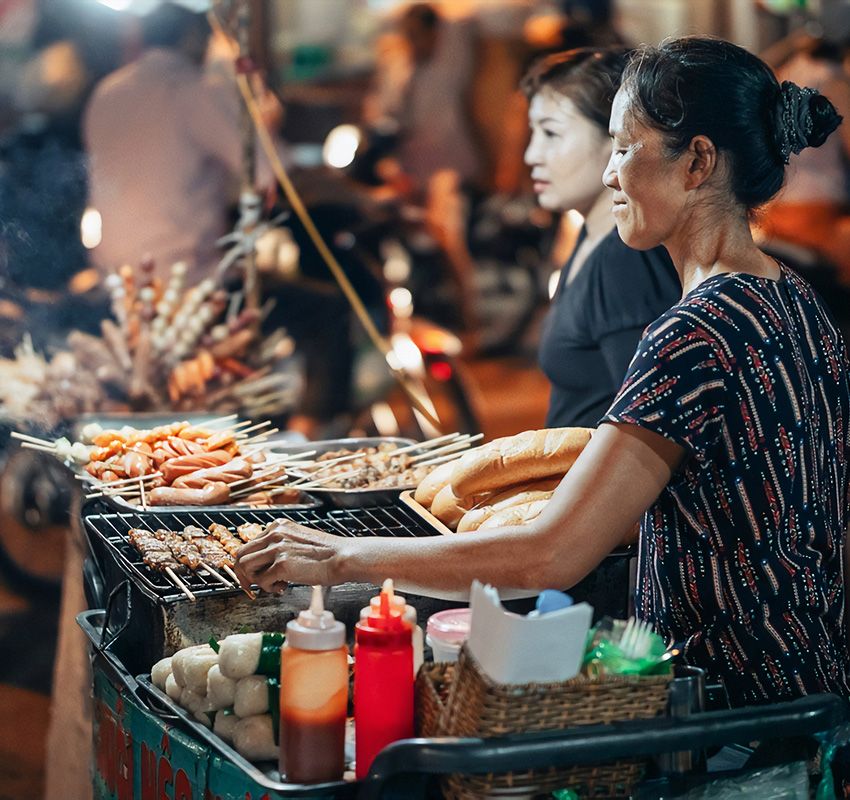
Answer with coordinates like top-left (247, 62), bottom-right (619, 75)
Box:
top-left (425, 608), bottom-right (471, 663)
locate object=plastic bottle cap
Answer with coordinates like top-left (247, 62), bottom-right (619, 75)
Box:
top-left (286, 585), bottom-right (346, 651)
top-left (355, 579), bottom-right (412, 648)
top-left (425, 608), bottom-right (471, 645)
top-left (364, 590), bottom-right (417, 625)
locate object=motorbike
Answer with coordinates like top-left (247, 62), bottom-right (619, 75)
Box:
top-left (258, 187), bottom-right (482, 440)
top-left (322, 123), bottom-right (556, 356)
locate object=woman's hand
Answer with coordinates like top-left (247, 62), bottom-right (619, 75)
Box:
top-left (234, 520), bottom-right (343, 593)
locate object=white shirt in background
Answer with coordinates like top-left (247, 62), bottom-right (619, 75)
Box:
top-left (84, 47), bottom-right (256, 283)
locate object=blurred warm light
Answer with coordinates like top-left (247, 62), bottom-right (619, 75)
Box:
top-left (566, 209), bottom-right (584, 229)
top-left (548, 269), bottom-right (561, 299)
top-left (81, 208), bottom-right (102, 249)
top-left (388, 287), bottom-right (413, 318)
top-left (322, 124), bottom-right (361, 169)
top-left (388, 332), bottom-right (423, 373)
top-left (69, 268), bottom-right (101, 294)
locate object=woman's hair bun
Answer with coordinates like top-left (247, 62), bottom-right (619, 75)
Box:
top-left (774, 80), bottom-right (842, 164)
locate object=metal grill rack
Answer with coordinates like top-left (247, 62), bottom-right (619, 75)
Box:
top-left (83, 503), bottom-right (441, 604)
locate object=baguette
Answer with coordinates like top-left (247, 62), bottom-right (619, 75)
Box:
top-left (450, 428), bottom-right (592, 498)
top-left (477, 498), bottom-right (550, 530)
top-left (413, 458), bottom-right (461, 507)
top-left (456, 478), bottom-right (559, 533)
top-left (430, 484), bottom-right (480, 530)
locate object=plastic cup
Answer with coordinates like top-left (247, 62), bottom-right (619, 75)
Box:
top-left (425, 608), bottom-right (471, 663)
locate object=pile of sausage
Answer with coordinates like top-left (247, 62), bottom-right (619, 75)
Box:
top-left (84, 422), bottom-right (282, 506)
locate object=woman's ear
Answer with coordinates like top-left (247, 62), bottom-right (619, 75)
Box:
top-left (684, 135), bottom-right (717, 191)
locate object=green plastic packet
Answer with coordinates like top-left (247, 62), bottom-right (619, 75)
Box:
top-left (582, 617), bottom-right (673, 677)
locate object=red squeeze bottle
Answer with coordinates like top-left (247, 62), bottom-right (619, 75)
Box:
top-left (354, 579), bottom-right (414, 779)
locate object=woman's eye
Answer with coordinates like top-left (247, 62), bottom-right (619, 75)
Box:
top-left (543, 129), bottom-right (558, 140)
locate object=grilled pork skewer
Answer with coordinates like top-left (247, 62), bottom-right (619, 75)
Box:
top-left (153, 529), bottom-right (204, 570)
top-left (206, 522), bottom-right (257, 597)
top-left (179, 525), bottom-right (234, 570)
top-left (208, 523), bottom-right (243, 557)
top-left (128, 528), bottom-right (182, 572)
top-left (236, 522), bottom-right (266, 543)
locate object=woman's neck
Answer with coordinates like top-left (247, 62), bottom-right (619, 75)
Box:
top-left (582, 189), bottom-right (616, 242)
top-left (663, 205), bottom-right (779, 294)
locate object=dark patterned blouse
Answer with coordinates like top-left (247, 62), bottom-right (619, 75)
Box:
top-left (602, 265), bottom-right (850, 706)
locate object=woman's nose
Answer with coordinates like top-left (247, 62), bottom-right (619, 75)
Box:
top-left (602, 154), bottom-right (619, 190)
top-left (524, 132), bottom-right (541, 166)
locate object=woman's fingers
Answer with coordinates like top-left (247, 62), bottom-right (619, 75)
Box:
top-left (234, 520), bottom-right (340, 588)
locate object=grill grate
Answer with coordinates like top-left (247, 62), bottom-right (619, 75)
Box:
top-left (83, 502), bottom-right (440, 604)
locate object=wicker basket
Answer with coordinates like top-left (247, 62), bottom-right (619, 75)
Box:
top-left (415, 646), bottom-right (671, 799)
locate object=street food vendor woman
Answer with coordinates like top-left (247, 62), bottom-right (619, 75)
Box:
top-left (238, 37), bottom-right (850, 710)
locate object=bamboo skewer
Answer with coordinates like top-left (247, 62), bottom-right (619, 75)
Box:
top-left (241, 427), bottom-right (279, 445)
top-left (408, 433), bottom-right (483, 464)
top-left (392, 432), bottom-right (466, 456)
top-left (80, 471), bottom-right (163, 488)
top-left (233, 420), bottom-right (272, 438)
top-left (11, 431), bottom-right (56, 447)
top-left (227, 463), bottom-right (288, 491)
top-left (223, 564), bottom-right (256, 600)
top-left (165, 567), bottom-right (196, 601)
top-left (230, 468), bottom-right (339, 499)
top-left (204, 413), bottom-right (239, 428)
top-left (290, 469), bottom-right (364, 491)
top-left (415, 450), bottom-right (472, 468)
top-left (19, 441), bottom-right (58, 453)
top-left (200, 562), bottom-right (233, 588)
top-left (219, 419), bottom-right (256, 434)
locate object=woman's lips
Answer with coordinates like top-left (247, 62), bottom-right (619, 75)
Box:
top-left (533, 181), bottom-right (550, 193)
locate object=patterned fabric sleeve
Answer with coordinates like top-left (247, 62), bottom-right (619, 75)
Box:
top-left (600, 310), bottom-right (730, 465)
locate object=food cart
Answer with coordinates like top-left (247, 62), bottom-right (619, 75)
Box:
top-left (65, 430), bottom-right (848, 799)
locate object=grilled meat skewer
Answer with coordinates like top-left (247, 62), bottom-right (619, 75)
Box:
top-left (128, 528), bottom-right (183, 572)
top-left (208, 522), bottom-right (244, 557)
top-left (179, 525), bottom-right (234, 569)
top-left (236, 522), bottom-right (265, 543)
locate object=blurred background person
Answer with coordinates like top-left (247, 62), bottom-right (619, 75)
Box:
top-left (523, 48), bottom-right (680, 429)
top-left (364, 2), bottom-right (481, 331)
top-left (757, 3), bottom-right (850, 285)
top-left (83, 2), bottom-right (283, 285)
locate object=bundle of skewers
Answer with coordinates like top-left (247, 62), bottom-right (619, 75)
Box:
top-left (288, 432), bottom-right (484, 491)
top-left (12, 415), bottom-right (336, 509)
top-left (127, 520), bottom-right (269, 600)
top-left (0, 260), bottom-right (300, 430)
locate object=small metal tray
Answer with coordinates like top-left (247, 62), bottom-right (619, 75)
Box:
top-left (271, 436), bottom-right (419, 508)
top-left (136, 675), bottom-right (358, 796)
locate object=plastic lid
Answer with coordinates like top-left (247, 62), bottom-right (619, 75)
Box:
top-left (426, 608), bottom-right (471, 645)
top-left (363, 590), bottom-right (417, 625)
top-left (355, 579), bottom-right (412, 648)
top-left (286, 585), bottom-right (345, 651)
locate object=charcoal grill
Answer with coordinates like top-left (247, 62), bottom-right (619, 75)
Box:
top-left (81, 498), bottom-right (470, 675)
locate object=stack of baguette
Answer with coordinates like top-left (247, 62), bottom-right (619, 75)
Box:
top-left (413, 427), bottom-right (593, 532)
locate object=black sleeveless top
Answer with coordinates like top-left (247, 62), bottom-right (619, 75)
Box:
top-left (539, 227), bottom-right (680, 427)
